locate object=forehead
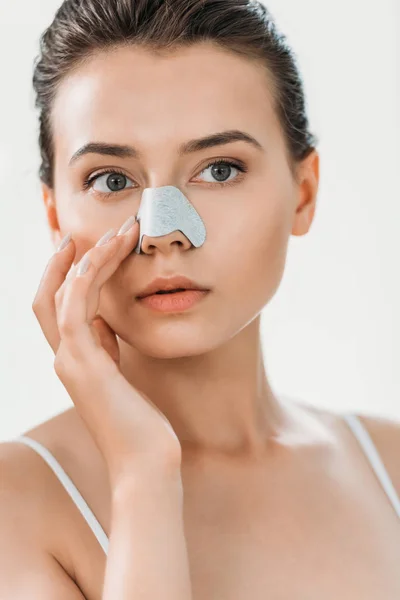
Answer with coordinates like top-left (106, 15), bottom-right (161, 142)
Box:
top-left (51, 43), bottom-right (279, 161)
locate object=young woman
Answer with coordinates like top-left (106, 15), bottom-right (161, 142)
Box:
top-left (1, 0), bottom-right (399, 598)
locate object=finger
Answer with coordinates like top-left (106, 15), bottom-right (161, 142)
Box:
top-left (87, 218), bottom-right (140, 322)
top-left (91, 316), bottom-right (120, 365)
top-left (32, 234), bottom-right (76, 354)
top-left (74, 216), bottom-right (140, 325)
top-left (55, 220), bottom-right (135, 312)
top-left (56, 218), bottom-right (139, 362)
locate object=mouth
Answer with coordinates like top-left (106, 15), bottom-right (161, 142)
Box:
top-left (135, 272), bottom-right (211, 313)
top-left (137, 287), bottom-right (202, 299)
top-left (152, 288), bottom-right (188, 295)
top-left (137, 288), bottom-right (209, 313)
top-left (136, 275), bottom-right (210, 300)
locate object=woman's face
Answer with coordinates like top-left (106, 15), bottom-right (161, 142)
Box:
top-left (44, 43), bottom-right (318, 358)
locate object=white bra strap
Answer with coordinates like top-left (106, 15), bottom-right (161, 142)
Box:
top-left (343, 413), bottom-right (400, 519)
top-left (12, 435), bottom-right (109, 555)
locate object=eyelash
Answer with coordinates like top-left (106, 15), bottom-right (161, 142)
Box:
top-left (82, 158), bottom-right (248, 199)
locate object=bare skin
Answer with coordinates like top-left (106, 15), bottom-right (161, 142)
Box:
top-left (2, 404), bottom-right (400, 599)
top-left (1, 42), bottom-right (400, 598)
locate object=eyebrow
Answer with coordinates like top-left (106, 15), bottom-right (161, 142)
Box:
top-left (68, 129), bottom-right (264, 166)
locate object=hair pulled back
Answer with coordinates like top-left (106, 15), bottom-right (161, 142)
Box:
top-left (32, 0), bottom-right (318, 188)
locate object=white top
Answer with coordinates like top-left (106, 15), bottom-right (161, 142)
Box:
top-left (10, 413), bottom-right (400, 557)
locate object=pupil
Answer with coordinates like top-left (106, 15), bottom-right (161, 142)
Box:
top-left (107, 173), bottom-right (126, 191)
top-left (211, 164), bottom-right (231, 182)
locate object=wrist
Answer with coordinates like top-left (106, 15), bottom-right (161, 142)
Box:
top-left (111, 461), bottom-right (183, 505)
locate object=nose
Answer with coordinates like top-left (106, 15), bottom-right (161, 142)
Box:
top-left (139, 229), bottom-right (192, 255)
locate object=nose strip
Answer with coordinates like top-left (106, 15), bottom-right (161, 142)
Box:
top-left (134, 185), bottom-right (207, 254)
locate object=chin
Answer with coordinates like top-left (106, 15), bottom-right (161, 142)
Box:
top-left (142, 328), bottom-right (216, 358)
top-left (140, 343), bottom-right (207, 360)
top-left (118, 319), bottom-right (222, 360)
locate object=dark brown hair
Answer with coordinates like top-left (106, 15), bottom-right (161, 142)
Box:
top-left (32, 0), bottom-right (318, 189)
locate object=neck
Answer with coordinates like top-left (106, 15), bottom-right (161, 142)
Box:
top-left (117, 316), bottom-right (289, 458)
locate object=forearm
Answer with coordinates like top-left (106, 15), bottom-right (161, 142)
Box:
top-left (102, 465), bottom-right (192, 600)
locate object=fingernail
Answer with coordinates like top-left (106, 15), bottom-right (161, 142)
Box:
top-left (57, 232), bottom-right (72, 252)
top-left (96, 228), bottom-right (116, 247)
top-left (117, 215), bottom-right (137, 236)
top-left (77, 255), bottom-right (91, 276)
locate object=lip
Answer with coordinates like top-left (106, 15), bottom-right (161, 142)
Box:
top-left (137, 289), bottom-right (209, 313)
top-left (136, 275), bottom-right (210, 299)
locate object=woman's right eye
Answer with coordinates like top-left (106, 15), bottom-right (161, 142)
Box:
top-left (84, 170), bottom-right (135, 195)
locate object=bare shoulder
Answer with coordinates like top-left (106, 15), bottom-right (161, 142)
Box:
top-left (0, 434), bottom-right (86, 598)
top-left (0, 406), bottom-right (79, 505)
top-left (0, 408), bottom-right (109, 598)
top-left (353, 411), bottom-right (400, 498)
top-left (295, 399), bottom-right (400, 500)
top-left (0, 420), bottom-right (73, 560)
top-left (0, 407), bottom-right (94, 577)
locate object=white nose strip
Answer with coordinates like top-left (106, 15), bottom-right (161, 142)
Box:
top-left (134, 185), bottom-right (207, 254)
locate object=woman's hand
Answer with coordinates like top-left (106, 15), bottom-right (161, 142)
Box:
top-left (32, 216), bottom-right (182, 489)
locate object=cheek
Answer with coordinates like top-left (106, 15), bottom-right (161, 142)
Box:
top-left (216, 191), bottom-right (292, 303)
top-left (54, 171), bottom-right (129, 260)
top-left (55, 199), bottom-right (123, 264)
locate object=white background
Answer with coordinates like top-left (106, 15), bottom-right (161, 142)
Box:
top-left (0, 0), bottom-right (399, 441)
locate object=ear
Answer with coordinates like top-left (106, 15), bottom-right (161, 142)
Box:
top-left (291, 150), bottom-right (320, 237)
top-left (41, 183), bottom-right (63, 250)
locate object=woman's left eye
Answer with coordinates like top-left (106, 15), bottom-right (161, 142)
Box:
top-left (196, 160), bottom-right (247, 186)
